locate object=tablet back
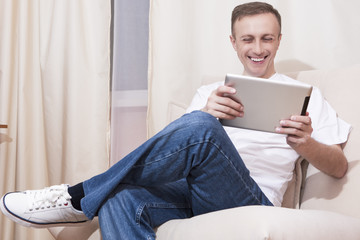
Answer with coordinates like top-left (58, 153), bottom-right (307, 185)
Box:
top-left (220, 74), bottom-right (313, 133)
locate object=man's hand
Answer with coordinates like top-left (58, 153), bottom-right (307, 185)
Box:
top-left (276, 112), bottom-right (347, 178)
top-left (275, 112), bottom-right (313, 152)
top-left (202, 86), bottom-right (244, 119)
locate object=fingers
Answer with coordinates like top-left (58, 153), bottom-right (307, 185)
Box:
top-left (276, 116), bottom-right (312, 133)
top-left (275, 115), bottom-right (313, 147)
top-left (203, 86), bottom-right (244, 119)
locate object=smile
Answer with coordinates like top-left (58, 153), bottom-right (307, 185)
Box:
top-left (249, 56), bottom-right (267, 62)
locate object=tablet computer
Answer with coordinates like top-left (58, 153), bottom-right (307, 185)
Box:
top-left (220, 74), bottom-right (313, 133)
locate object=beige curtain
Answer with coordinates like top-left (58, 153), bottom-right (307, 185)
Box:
top-left (0, 0), bottom-right (111, 239)
top-left (147, 0), bottom-right (360, 136)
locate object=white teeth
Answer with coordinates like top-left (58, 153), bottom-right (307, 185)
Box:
top-left (251, 58), bottom-right (264, 62)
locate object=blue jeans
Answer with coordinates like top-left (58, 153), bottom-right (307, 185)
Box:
top-left (81, 111), bottom-right (272, 240)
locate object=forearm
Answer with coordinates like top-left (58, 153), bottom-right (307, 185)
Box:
top-left (295, 138), bottom-right (348, 178)
top-left (277, 115), bottom-right (348, 178)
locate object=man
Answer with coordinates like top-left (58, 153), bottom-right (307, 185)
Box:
top-left (0, 2), bottom-right (351, 239)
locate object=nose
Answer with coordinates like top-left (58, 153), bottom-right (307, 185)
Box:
top-left (253, 40), bottom-right (263, 55)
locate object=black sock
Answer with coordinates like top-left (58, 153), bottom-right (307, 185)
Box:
top-left (67, 182), bottom-right (85, 211)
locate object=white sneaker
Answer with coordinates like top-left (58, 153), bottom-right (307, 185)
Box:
top-left (0, 184), bottom-right (89, 228)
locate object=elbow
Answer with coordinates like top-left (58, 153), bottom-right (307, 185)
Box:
top-left (333, 158), bottom-right (348, 179)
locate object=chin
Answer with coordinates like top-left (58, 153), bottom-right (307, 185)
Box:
top-left (246, 67), bottom-right (273, 78)
top-left (247, 71), bottom-right (267, 78)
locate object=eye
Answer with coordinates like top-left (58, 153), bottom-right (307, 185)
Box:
top-left (263, 36), bottom-right (274, 42)
top-left (241, 37), bottom-right (253, 42)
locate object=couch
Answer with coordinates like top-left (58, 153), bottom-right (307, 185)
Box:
top-left (155, 64), bottom-right (360, 239)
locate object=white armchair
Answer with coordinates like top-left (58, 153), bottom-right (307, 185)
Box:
top-left (155, 64), bottom-right (360, 239)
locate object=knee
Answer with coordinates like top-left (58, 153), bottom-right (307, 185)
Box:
top-left (184, 111), bottom-right (225, 136)
top-left (183, 111), bottom-right (222, 130)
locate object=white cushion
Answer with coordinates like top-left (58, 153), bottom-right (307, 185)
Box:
top-left (156, 206), bottom-right (360, 240)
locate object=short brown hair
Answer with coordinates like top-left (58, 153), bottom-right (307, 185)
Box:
top-left (231, 2), bottom-right (282, 37)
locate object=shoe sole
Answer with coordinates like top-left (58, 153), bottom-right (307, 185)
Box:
top-left (1, 193), bottom-right (90, 229)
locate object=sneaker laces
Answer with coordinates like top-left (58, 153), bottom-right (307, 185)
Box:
top-left (26, 184), bottom-right (72, 211)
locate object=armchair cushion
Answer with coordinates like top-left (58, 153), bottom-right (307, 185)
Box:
top-left (156, 205), bottom-right (360, 240)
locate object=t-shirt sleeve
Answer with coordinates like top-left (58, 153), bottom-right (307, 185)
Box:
top-left (307, 87), bottom-right (351, 145)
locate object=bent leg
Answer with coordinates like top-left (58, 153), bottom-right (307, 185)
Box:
top-left (82, 111), bottom-right (272, 219)
top-left (98, 180), bottom-right (192, 240)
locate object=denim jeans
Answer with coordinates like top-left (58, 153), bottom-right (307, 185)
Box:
top-left (81, 111), bottom-right (272, 240)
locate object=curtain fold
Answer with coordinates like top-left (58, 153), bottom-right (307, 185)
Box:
top-left (0, 0), bottom-right (111, 239)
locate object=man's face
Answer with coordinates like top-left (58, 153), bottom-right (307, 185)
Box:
top-left (230, 13), bottom-right (282, 79)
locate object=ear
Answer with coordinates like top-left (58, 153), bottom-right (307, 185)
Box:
top-left (229, 35), bottom-right (237, 51)
top-left (277, 34), bottom-right (282, 49)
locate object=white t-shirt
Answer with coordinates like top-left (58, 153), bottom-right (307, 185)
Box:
top-left (186, 73), bottom-right (351, 207)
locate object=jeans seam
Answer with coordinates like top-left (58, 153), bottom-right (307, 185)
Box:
top-left (132, 142), bottom-right (201, 168)
top-left (135, 202), bottom-right (146, 226)
top-left (209, 139), bottom-right (264, 205)
top-left (147, 202), bottom-right (190, 209)
top-left (135, 202), bottom-right (190, 226)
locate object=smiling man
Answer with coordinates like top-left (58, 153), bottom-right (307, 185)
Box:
top-left (230, 11), bottom-right (281, 78)
top-left (1, 2), bottom-right (351, 240)
top-left (193, 2), bottom-right (350, 207)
